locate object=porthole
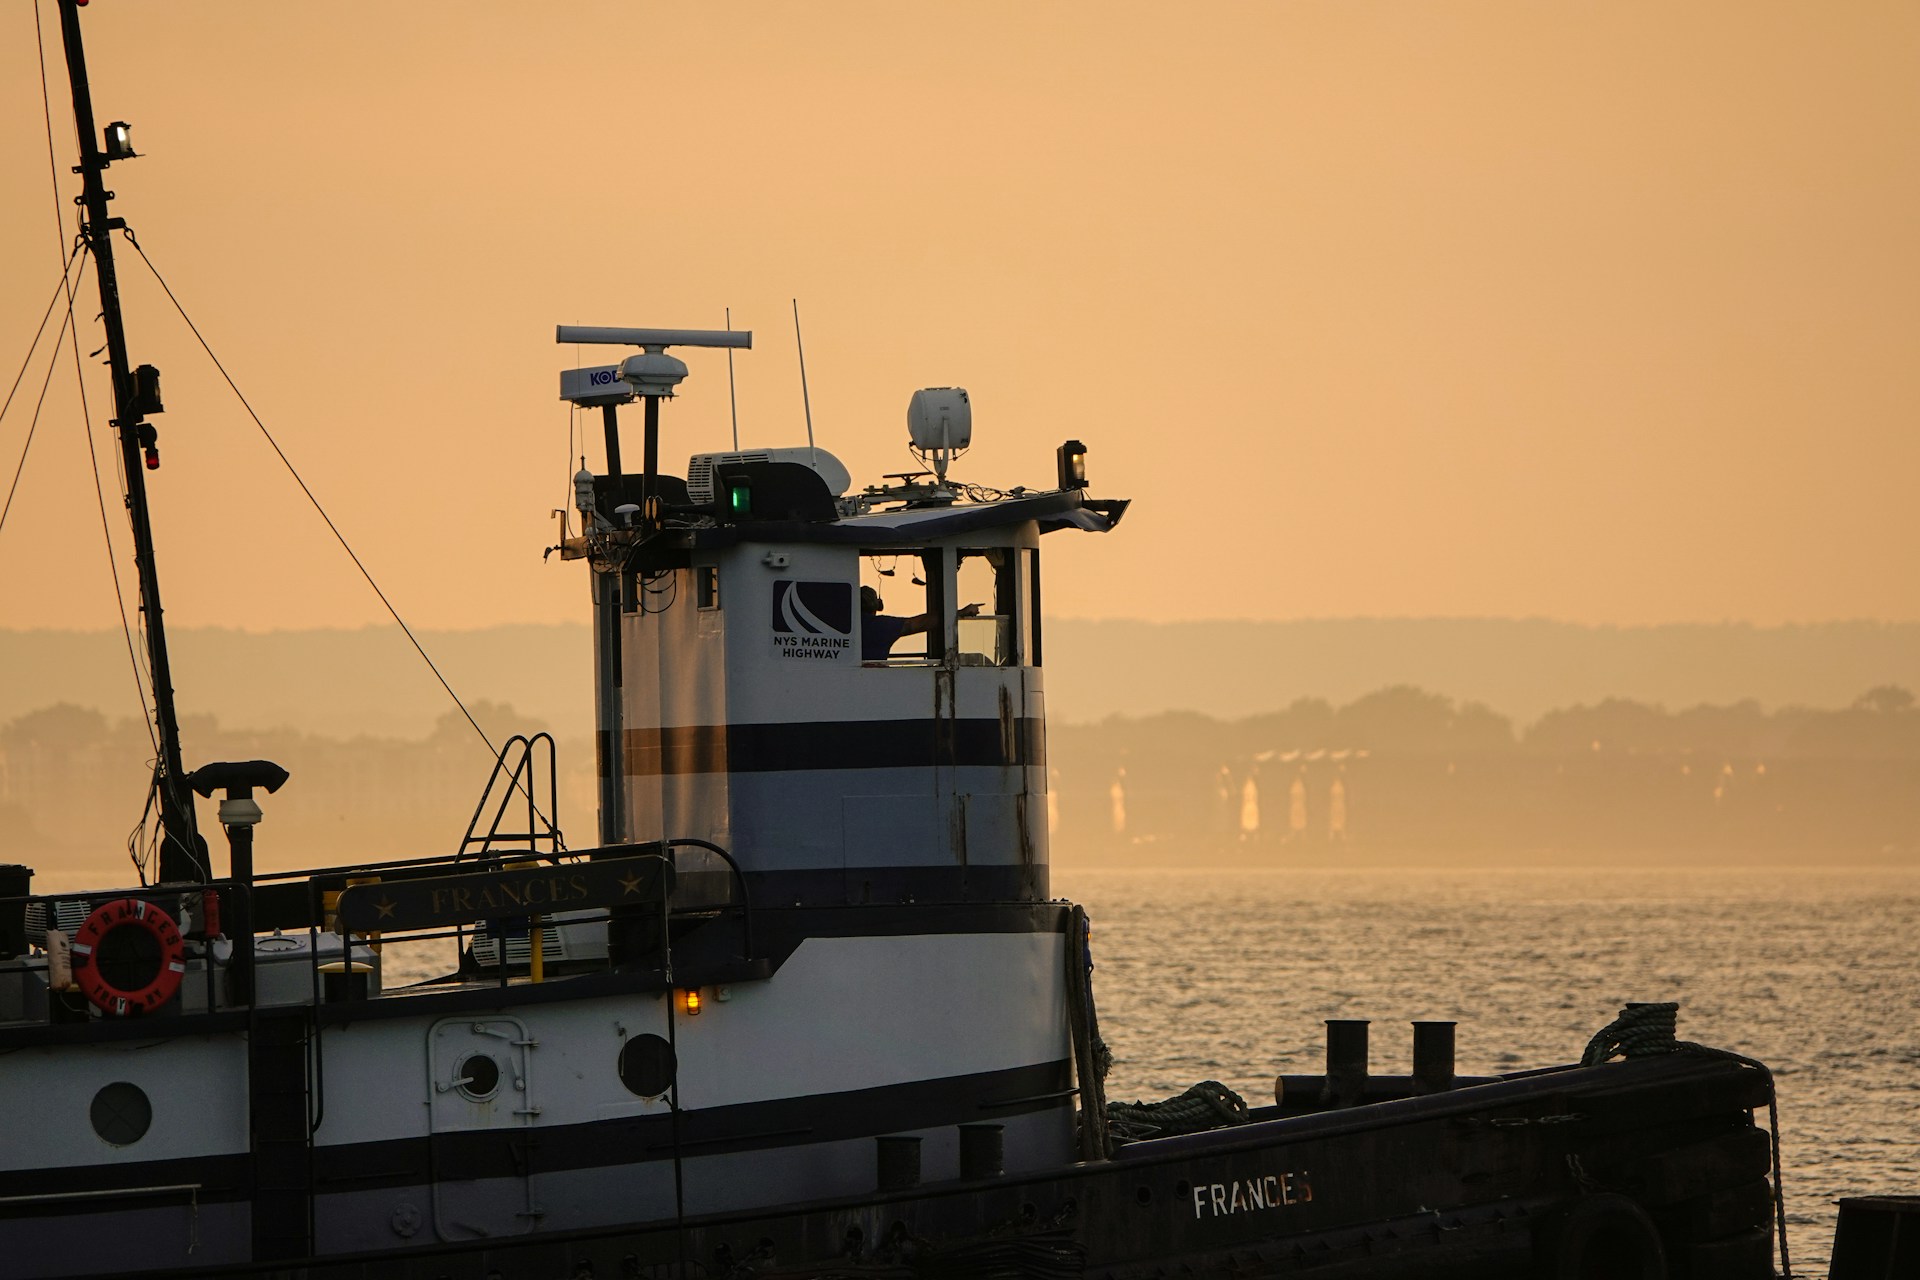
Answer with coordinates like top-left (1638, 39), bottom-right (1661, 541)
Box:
top-left (456, 1053), bottom-right (501, 1101)
top-left (90, 1081), bottom-right (152, 1146)
top-left (618, 1033), bottom-right (676, 1098)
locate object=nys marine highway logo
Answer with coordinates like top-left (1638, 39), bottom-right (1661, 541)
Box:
top-left (771, 580), bottom-right (854, 661)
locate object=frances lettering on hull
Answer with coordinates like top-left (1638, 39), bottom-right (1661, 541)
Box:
top-left (1190, 1170), bottom-right (1313, 1220)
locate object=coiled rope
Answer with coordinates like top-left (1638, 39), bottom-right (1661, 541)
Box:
top-left (1581, 1000), bottom-right (1680, 1065)
top-left (1106, 1080), bottom-right (1251, 1142)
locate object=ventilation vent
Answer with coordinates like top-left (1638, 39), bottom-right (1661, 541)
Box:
top-left (687, 452), bottom-right (771, 504)
top-left (468, 911), bottom-right (608, 969)
top-left (688, 448), bottom-right (850, 505)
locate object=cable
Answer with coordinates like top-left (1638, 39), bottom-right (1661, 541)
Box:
top-left (0, 247), bottom-right (84, 429)
top-left (122, 234), bottom-right (495, 743)
top-left (640, 565), bottom-right (678, 615)
top-left (32, 1), bottom-right (68, 251)
top-left (120, 232), bottom-right (562, 842)
top-left (0, 277), bottom-right (76, 540)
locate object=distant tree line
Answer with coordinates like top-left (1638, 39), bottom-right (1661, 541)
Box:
top-left (4, 684), bottom-right (1917, 881)
top-left (1050, 685), bottom-right (1920, 856)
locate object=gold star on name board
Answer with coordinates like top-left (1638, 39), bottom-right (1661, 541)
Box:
top-left (618, 870), bottom-right (645, 896)
top-left (374, 896), bottom-right (398, 920)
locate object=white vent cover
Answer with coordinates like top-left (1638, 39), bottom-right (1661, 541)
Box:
top-left (470, 912), bottom-right (608, 968)
top-left (687, 447), bottom-right (852, 504)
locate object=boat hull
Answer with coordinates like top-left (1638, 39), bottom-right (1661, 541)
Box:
top-left (102, 1051), bottom-right (1775, 1280)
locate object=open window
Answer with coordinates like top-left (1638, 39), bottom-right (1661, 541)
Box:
top-left (956, 548), bottom-right (1036, 668)
top-left (859, 551), bottom-right (944, 665)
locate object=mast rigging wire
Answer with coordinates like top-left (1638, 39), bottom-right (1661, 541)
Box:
top-left (0, 252), bottom-right (85, 540)
top-left (0, 247), bottom-right (84, 431)
top-left (119, 233), bottom-right (562, 844)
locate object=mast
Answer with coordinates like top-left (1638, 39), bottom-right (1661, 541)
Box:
top-left (56, 0), bottom-right (204, 882)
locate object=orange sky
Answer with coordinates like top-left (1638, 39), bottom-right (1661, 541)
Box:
top-left (4, 1), bottom-right (1919, 633)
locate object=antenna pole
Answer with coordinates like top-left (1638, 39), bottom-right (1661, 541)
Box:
top-left (725, 307), bottom-right (740, 451)
top-left (600, 404), bottom-right (622, 480)
top-left (791, 299), bottom-right (817, 465)
top-left (56, 0), bottom-right (203, 881)
top-left (642, 394), bottom-right (660, 531)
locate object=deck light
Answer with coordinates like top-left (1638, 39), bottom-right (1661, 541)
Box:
top-left (679, 988), bottom-right (703, 1017)
top-left (724, 477), bottom-right (752, 519)
top-left (103, 121), bottom-right (136, 162)
top-left (1056, 439), bottom-right (1087, 490)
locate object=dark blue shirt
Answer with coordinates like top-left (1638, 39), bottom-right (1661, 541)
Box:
top-left (861, 614), bottom-right (910, 660)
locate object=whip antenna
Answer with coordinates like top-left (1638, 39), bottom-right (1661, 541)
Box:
top-left (792, 298), bottom-right (817, 465)
top-left (725, 306), bottom-right (740, 450)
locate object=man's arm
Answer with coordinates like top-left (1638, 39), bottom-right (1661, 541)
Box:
top-left (897, 602), bottom-right (982, 636)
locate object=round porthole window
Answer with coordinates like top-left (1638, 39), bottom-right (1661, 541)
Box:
top-left (456, 1053), bottom-right (501, 1101)
top-left (618, 1033), bottom-right (676, 1099)
top-left (90, 1081), bottom-right (152, 1146)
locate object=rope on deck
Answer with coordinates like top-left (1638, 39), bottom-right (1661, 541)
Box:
top-left (1580, 1000), bottom-right (1680, 1066)
top-left (1106, 1080), bottom-right (1251, 1142)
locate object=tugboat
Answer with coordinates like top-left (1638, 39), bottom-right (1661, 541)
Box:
top-left (2, 3), bottom-right (1789, 1276)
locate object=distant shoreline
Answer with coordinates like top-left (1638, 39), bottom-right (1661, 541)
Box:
top-left (1052, 844), bottom-right (1918, 872)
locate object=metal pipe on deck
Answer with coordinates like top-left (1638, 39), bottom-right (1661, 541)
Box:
top-left (876, 1135), bottom-right (921, 1191)
top-left (959, 1123), bottom-right (1005, 1180)
top-left (1322, 1019), bottom-right (1370, 1108)
top-left (1412, 1020), bottom-right (1457, 1093)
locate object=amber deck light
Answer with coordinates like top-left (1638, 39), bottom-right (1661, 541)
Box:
top-left (680, 988), bottom-right (703, 1017)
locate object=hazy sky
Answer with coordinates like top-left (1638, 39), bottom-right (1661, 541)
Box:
top-left (4, 1), bottom-right (1919, 633)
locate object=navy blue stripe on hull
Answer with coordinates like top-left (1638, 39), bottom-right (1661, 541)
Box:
top-left (0, 1059), bottom-right (1071, 1211)
top-left (613, 717), bottom-right (1046, 776)
top-left (328, 1057), bottom-right (1071, 1192)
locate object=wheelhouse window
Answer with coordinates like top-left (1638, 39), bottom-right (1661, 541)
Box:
top-left (859, 547), bottom-right (1033, 668)
top-left (859, 550), bottom-right (944, 665)
top-left (956, 548), bottom-right (1031, 668)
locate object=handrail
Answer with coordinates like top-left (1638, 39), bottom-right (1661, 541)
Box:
top-left (659, 837), bottom-right (755, 960)
top-left (457, 732), bottom-right (564, 862)
top-left (0, 1183), bottom-right (200, 1206)
top-left (1, 836), bottom-right (759, 992)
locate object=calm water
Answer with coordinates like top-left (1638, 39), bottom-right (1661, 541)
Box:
top-left (1056, 864), bottom-right (1920, 1276)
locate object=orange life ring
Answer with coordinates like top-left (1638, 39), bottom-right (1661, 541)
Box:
top-left (72, 898), bottom-right (186, 1016)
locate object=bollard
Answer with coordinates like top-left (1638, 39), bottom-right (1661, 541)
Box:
top-left (1829, 1196), bottom-right (1920, 1279)
top-left (1412, 1021), bottom-right (1457, 1093)
top-left (1321, 1019), bottom-right (1370, 1108)
top-left (876, 1135), bottom-right (921, 1192)
top-left (959, 1123), bottom-right (1005, 1180)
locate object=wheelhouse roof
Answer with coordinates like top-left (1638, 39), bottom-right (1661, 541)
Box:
top-left (675, 490), bottom-right (1128, 549)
